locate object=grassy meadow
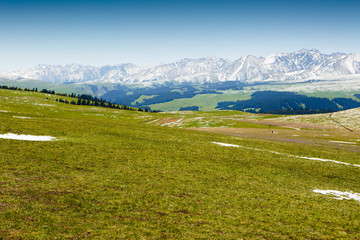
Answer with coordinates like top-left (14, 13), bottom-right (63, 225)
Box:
top-left (0, 89), bottom-right (360, 239)
top-left (147, 90), bottom-right (253, 111)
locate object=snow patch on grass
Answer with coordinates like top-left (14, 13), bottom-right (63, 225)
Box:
top-left (211, 142), bottom-right (240, 147)
top-left (296, 156), bottom-right (352, 166)
top-left (211, 142), bottom-right (360, 168)
top-left (313, 189), bottom-right (360, 202)
top-left (288, 127), bottom-right (301, 130)
top-left (13, 116), bottom-right (32, 119)
top-left (161, 119), bottom-right (183, 127)
top-left (146, 119), bottom-right (159, 124)
top-left (0, 133), bottom-right (56, 141)
top-left (330, 140), bottom-right (356, 145)
top-left (34, 103), bottom-right (55, 107)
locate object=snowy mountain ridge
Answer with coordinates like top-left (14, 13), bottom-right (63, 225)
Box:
top-left (2, 49), bottom-right (360, 84)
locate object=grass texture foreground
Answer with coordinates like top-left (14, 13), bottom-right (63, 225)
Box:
top-left (0, 89), bottom-right (360, 239)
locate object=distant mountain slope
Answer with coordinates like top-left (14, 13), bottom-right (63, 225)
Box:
top-left (216, 91), bottom-right (360, 114)
top-left (2, 49), bottom-right (360, 84)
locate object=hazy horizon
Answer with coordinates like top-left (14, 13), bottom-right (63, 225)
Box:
top-left (1, 0), bottom-right (360, 71)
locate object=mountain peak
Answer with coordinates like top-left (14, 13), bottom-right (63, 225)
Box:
top-left (298, 48), bottom-right (320, 54)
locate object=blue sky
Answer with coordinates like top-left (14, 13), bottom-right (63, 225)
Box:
top-left (1, 0), bottom-right (360, 70)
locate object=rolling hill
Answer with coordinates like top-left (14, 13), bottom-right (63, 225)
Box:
top-left (0, 88), bottom-right (359, 238)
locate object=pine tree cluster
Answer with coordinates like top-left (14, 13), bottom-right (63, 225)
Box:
top-left (0, 85), bottom-right (158, 112)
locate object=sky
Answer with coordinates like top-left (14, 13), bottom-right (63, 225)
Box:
top-left (1, 0), bottom-right (360, 70)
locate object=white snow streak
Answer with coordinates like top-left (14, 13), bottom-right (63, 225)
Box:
top-left (211, 142), bottom-right (360, 168)
top-left (35, 103), bottom-right (55, 107)
top-left (161, 118), bottom-right (183, 127)
top-left (211, 142), bottom-right (240, 147)
top-left (13, 116), bottom-right (32, 119)
top-left (313, 189), bottom-right (360, 202)
top-left (330, 140), bottom-right (356, 145)
top-left (146, 119), bottom-right (159, 124)
top-left (0, 133), bottom-right (56, 141)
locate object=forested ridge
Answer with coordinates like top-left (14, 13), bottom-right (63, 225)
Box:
top-left (0, 85), bottom-right (157, 112)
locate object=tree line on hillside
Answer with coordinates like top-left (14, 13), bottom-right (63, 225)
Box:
top-left (216, 91), bottom-right (360, 114)
top-left (101, 83), bottom-right (227, 108)
top-left (0, 85), bottom-right (158, 112)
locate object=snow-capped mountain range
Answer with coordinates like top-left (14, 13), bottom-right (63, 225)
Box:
top-left (2, 49), bottom-right (360, 84)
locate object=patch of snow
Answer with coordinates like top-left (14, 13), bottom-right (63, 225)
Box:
top-left (211, 141), bottom-right (360, 168)
top-left (146, 119), bottom-right (159, 124)
top-left (35, 103), bottom-right (55, 107)
top-left (296, 156), bottom-right (352, 166)
top-left (288, 127), bottom-right (301, 130)
top-left (161, 118), bottom-right (183, 127)
top-left (0, 110), bottom-right (8, 113)
top-left (13, 116), bottom-right (31, 119)
top-left (211, 142), bottom-right (240, 147)
top-left (330, 140), bottom-right (356, 145)
top-left (313, 189), bottom-right (360, 202)
top-left (0, 133), bottom-right (56, 141)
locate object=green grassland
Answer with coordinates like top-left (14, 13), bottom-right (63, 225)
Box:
top-left (0, 78), bottom-right (123, 97)
top-left (147, 88), bottom-right (360, 112)
top-left (1, 89), bottom-right (360, 239)
top-left (3, 78), bottom-right (360, 112)
top-left (131, 95), bottom-right (158, 105)
top-left (300, 90), bottom-right (360, 99)
top-left (148, 90), bottom-right (253, 111)
top-left (0, 78), bottom-right (90, 95)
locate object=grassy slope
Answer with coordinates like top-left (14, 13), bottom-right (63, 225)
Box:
top-left (148, 90), bottom-right (253, 111)
top-left (2, 78), bottom-right (359, 111)
top-left (131, 95), bottom-right (158, 105)
top-left (148, 88), bottom-right (360, 111)
top-left (0, 78), bottom-right (118, 97)
top-left (0, 89), bottom-right (360, 239)
top-left (300, 91), bottom-right (359, 99)
top-left (277, 108), bottom-right (360, 130)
